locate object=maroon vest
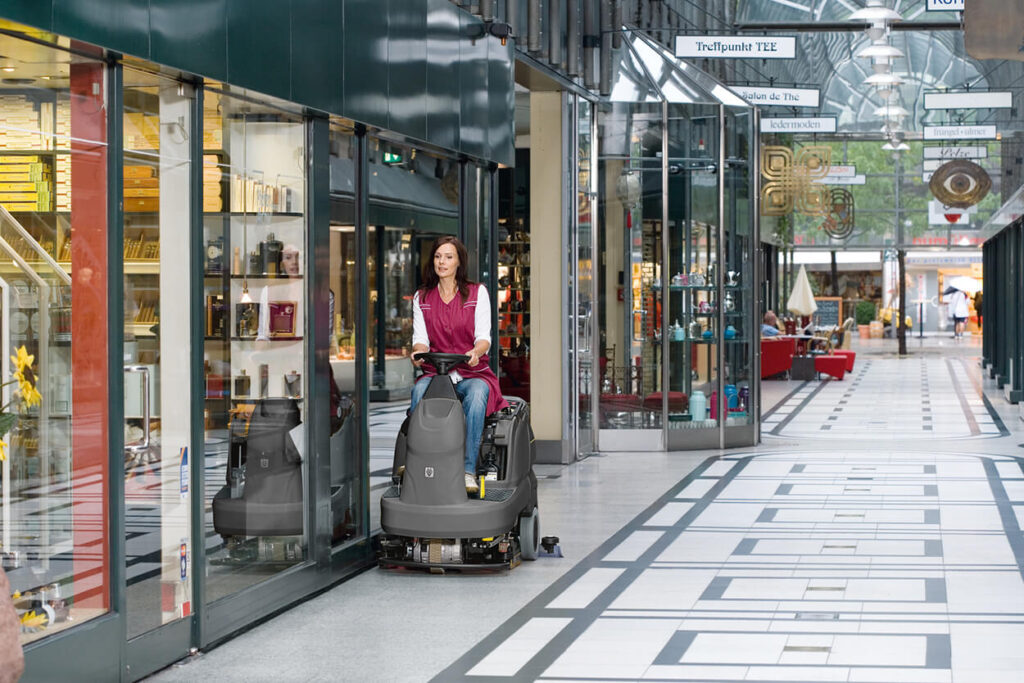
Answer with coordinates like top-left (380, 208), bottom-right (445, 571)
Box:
top-left (418, 283), bottom-right (508, 415)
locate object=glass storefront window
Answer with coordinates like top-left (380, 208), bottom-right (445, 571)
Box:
top-left (0, 36), bottom-right (109, 644)
top-left (594, 31), bottom-right (757, 448)
top-left (201, 87), bottom-right (308, 603)
top-left (327, 121), bottom-right (362, 548)
top-left (121, 67), bottom-right (195, 638)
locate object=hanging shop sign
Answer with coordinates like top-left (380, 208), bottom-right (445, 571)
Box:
top-left (926, 0), bottom-right (964, 10)
top-left (760, 145), bottom-right (831, 216)
top-left (923, 146), bottom-right (988, 160)
top-left (924, 91), bottom-right (1013, 110)
top-left (813, 174), bottom-right (866, 185)
top-left (923, 125), bottom-right (998, 140)
top-left (675, 36), bottom-right (796, 59)
top-left (928, 200), bottom-right (977, 225)
top-left (761, 117), bottom-right (837, 134)
top-left (817, 188), bottom-right (855, 240)
top-left (822, 165), bottom-right (856, 177)
top-left (732, 86), bottom-right (819, 108)
top-left (929, 159), bottom-right (992, 208)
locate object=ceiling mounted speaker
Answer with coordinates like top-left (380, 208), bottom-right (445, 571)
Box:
top-left (929, 159), bottom-right (992, 209)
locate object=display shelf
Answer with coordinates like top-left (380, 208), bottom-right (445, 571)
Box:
top-left (126, 323), bottom-right (157, 336)
top-left (671, 337), bottom-right (748, 344)
top-left (203, 211), bottom-right (303, 218)
top-left (231, 336), bottom-right (303, 342)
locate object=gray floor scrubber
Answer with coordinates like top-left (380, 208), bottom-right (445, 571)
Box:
top-left (379, 352), bottom-right (539, 570)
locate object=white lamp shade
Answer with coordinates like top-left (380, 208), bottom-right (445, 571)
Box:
top-left (850, 7), bottom-right (903, 22)
top-left (857, 42), bottom-right (905, 59)
top-left (864, 72), bottom-right (904, 87)
top-left (874, 104), bottom-right (909, 118)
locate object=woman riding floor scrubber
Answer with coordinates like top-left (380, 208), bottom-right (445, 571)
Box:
top-left (378, 352), bottom-right (540, 570)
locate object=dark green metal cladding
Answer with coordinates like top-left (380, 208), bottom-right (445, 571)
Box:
top-left (387, 0), bottom-right (427, 140)
top-left (151, 0), bottom-right (228, 82)
top-left (344, 0), bottom-right (389, 129)
top-left (226, 0), bottom-right (291, 96)
top-left (0, 0), bottom-right (53, 31)
top-left (459, 12), bottom-right (489, 159)
top-left (425, 0), bottom-right (461, 152)
top-left (488, 38), bottom-right (514, 166)
top-left (290, 0), bottom-right (343, 113)
top-left (0, 0), bottom-right (513, 163)
top-left (54, 0), bottom-right (150, 58)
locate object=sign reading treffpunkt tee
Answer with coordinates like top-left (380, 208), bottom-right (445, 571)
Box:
top-left (675, 36), bottom-right (796, 59)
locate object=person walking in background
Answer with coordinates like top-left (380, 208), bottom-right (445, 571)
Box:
top-left (946, 288), bottom-right (970, 339)
top-left (973, 290), bottom-right (983, 328)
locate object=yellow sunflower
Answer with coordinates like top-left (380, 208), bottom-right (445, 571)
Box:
top-left (11, 345), bottom-right (40, 408)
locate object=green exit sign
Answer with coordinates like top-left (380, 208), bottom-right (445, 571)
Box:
top-left (383, 151), bottom-right (402, 165)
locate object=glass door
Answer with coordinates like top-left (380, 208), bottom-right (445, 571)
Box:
top-left (575, 98), bottom-right (596, 456)
top-left (200, 87), bottom-right (310, 615)
top-left (121, 70), bottom-right (195, 654)
top-left (665, 105), bottom-right (721, 450)
top-left (596, 102), bottom-right (665, 450)
top-left (722, 108), bottom-right (757, 446)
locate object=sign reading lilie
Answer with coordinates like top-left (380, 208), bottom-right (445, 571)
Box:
top-left (675, 36), bottom-right (796, 59)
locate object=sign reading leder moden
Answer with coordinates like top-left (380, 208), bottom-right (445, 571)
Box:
top-left (761, 117), bottom-right (837, 134)
top-left (675, 36), bottom-right (796, 59)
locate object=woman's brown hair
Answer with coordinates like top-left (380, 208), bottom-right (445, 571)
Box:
top-left (420, 236), bottom-right (474, 301)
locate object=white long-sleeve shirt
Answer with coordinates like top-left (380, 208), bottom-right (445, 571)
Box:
top-left (946, 290), bottom-right (969, 318)
top-left (412, 284), bottom-right (492, 382)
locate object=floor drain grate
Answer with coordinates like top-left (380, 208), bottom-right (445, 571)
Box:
top-left (784, 646), bottom-right (831, 653)
top-left (806, 586), bottom-right (845, 592)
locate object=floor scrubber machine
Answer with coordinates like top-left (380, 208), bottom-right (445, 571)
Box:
top-left (379, 352), bottom-right (539, 570)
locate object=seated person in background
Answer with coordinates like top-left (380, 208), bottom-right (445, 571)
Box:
top-left (761, 311), bottom-right (781, 337)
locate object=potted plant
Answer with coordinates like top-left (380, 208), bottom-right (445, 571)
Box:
top-left (854, 300), bottom-right (875, 338)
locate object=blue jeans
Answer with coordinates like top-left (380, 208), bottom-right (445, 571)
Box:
top-left (409, 377), bottom-right (489, 474)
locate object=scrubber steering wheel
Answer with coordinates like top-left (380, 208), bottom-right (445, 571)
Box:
top-left (412, 352), bottom-right (470, 376)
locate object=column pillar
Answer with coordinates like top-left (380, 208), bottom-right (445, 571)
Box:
top-left (529, 91), bottom-right (569, 463)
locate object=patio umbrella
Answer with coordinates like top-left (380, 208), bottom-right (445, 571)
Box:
top-left (945, 275), bottom-right (981, 294)
top-left (787, 265), bottom-right (818, 317)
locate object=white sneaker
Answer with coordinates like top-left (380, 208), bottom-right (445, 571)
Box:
top-left (464, 472), bottom-right (479, 494)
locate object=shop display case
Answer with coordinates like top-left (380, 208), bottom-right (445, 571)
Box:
top-left (199, 90), bottom-right (309, 601)
top-left (497, 225), bottom-right (530, 400)
top-left (595, 30), bottom-right (758, 451)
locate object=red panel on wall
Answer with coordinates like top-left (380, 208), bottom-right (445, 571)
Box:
top-left (70, 61), bottom-right (109, 610)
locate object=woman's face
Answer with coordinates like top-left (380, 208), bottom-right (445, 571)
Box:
top-left (281, 247), bottom-right (300, 277)
top-left (433, 243), bottom-right (459, 279)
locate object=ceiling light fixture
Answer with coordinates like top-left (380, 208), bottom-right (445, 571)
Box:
top-left (856, 41), bottom-right (905, 60)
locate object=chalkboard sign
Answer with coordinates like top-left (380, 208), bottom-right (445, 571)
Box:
top-left (814, 297), bottom-right (842, 328)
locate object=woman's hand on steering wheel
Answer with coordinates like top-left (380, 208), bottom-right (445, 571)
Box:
top-left (466, 348), bottom-right (482, 367)
top-left (411, 351), bottom-right (425, 368)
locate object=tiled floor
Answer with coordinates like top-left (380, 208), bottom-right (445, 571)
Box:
top-left (152, 337), bottom-right (1024, 683)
